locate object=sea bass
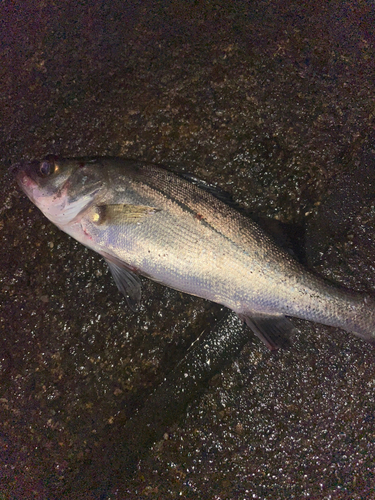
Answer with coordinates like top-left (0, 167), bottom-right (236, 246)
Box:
top-left (11, 156), bottom-right (375, 349)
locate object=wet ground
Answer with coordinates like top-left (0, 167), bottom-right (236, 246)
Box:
top-left (1, 1), bottom-right (375, 498)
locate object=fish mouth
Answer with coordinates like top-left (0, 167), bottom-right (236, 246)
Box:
top-left (9, 161), bottom-right (39, 195)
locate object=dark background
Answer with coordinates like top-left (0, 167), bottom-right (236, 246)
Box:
top-left (1, 1), bottom-right (375, 498)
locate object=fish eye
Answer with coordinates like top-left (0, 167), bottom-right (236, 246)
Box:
top-left (38, 160), bottom-right (55, 178)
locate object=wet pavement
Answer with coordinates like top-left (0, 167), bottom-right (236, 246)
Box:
top-left (1, 1), bottom-right (375, 498)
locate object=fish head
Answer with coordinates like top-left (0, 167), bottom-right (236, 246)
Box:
top-left (11, 156), bottom-right (106, 227)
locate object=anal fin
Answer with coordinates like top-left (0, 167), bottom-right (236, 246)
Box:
top-left (239, 312), bottom-right (295, 350)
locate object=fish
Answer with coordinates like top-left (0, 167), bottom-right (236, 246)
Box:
top-left (11, 155), bottom-right (375, 350)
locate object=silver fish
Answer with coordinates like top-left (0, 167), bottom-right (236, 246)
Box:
top-left (11, 156), bottom-right (375, 349)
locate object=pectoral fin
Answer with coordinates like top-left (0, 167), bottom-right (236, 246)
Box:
top-left (239, 312), bottom-right (295, 350)
top-left (103, 255), bottom-right (142, 311)
top-left (92, 204), bottom-right (160, 225)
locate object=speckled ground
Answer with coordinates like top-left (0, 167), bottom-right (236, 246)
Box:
top-left (1, 1), bottom-right (375, 498)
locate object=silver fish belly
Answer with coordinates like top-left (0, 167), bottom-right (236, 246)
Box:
top-left (12, 156), bottom-right (375, 350)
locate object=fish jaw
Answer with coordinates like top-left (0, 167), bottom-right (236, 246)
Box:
top-left (15, 167), bottom-right (37, 195)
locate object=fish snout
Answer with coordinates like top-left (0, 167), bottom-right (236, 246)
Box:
top-left (9, 161), bottom-right (42, 194)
